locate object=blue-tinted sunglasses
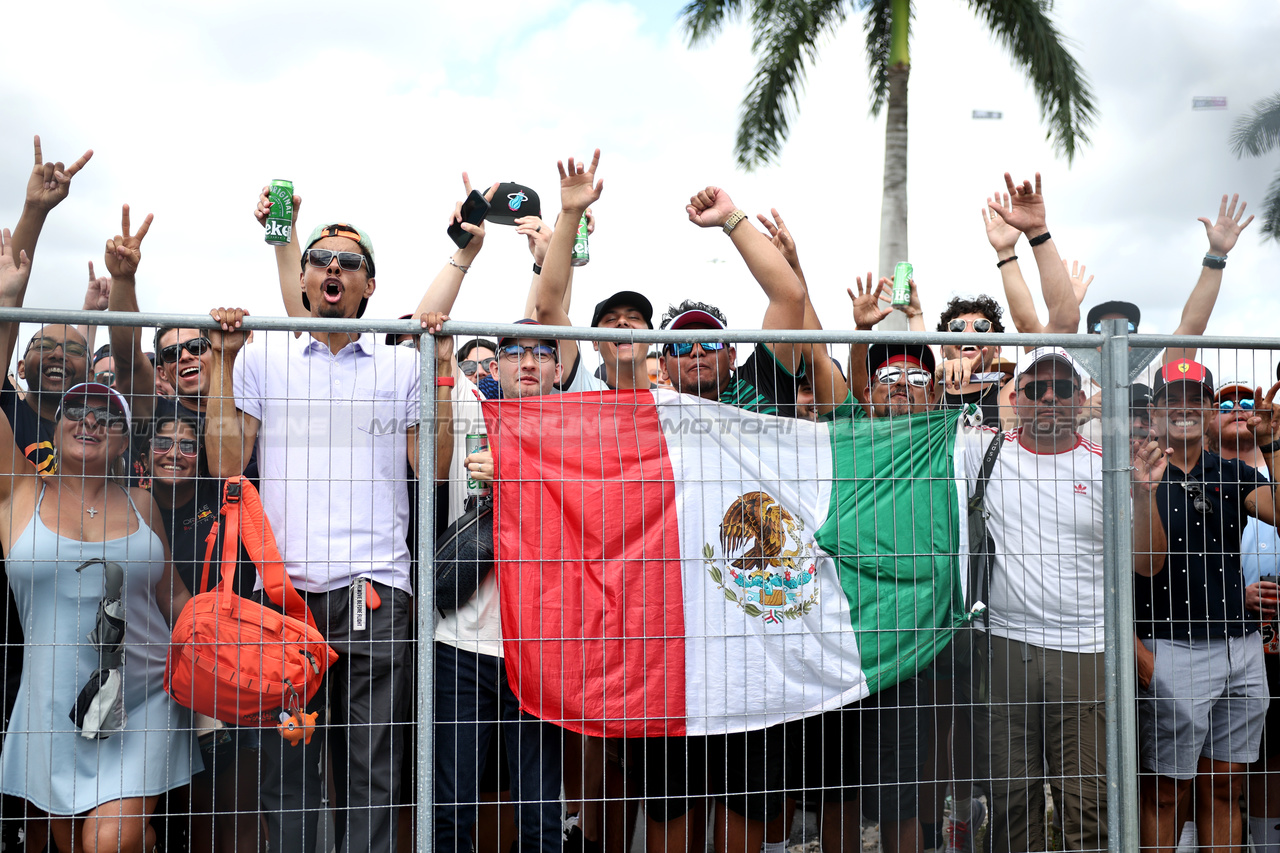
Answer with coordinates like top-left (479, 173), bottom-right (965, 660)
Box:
top-left (1089, 320), bottom-right (1137, 334)
top-left (664, 342), bottom-right (727, 357)
top-left (1219, 398), bottom-right (1255, 412)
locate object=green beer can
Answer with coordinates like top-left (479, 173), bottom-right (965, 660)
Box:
top-left (571, 214), bottom-right (590, 267)
top-left (465, 433), bottom-right (491, 496)
top-left (891, 262), bottom-right (913, 307)
top-left (264, 180), bottom-right (294, 246)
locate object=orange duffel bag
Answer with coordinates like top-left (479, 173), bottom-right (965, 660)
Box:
top-left (165, 476), bottom-right (338, 727)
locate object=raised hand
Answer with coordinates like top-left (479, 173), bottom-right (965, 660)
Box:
top-left (254, 185), bottom-right (302, 230)
top-left (448, 172), bottom-right (500, 255)
top-left (1064, 260), bottom-right (1094, 305)
top-left (26, 135), bottom-right (93, 213)
top-left (1199, 193), bottom-right (1254, 256)
top-left (983, 192), bottom-right (1021, 254)
top-left (558, 149), bottom-right (604, 213)
top-left (208, 307), bottom-right (250, 357)
top-left (991, 172), bottom-right (1047, 237)
top-left (1131, 437), bottom-right (1171, 493)
top-left (515, 216), bottom-right (552, 266)
top-left (756, 209), bottom-right (800, 270)
top-left (416, 311), bottom-right (454, 361)
top-left (83, 261), bottom-right (111, 310)
top-left (1247, 382), bottom-right (1280, 446)
top-left (103, 204), bottom-right (153, 278)
top-left (686, 186), bottom-right (739, 229)
top-left (847, 273), bottom-right (892, 329)
top-left (0, 229), bottom-right (32, 301)
top-left (942, 352), bottom-right (983, 391)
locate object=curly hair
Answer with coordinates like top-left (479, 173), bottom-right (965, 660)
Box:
top-left (936, 295), bottom-right (1006, 334)
top-left (660, 300), bottom-right (728, 330)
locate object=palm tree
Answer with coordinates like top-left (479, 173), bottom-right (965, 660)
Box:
top-left (681, 0), bottom-right (1096, 327)
top-left (1231, 92), bottom-right (1280, 242)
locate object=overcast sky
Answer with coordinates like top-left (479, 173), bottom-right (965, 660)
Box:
top-left (3, 0), bottom-right (1279, 381)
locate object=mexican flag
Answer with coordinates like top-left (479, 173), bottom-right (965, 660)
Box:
top-left (483, 389), bottom-right (969, 738)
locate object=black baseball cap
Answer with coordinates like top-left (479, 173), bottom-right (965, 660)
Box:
top-left (1086, 301), bottom-right (1141, 332)
top-left (486, 183), bottom-right (541, 225)
top-left (591, 291), bottom-right (653, 328)
top-left (1130, 383), bottom-right (1153, 413)
top-left (866, 343), bottom-right (937, 376)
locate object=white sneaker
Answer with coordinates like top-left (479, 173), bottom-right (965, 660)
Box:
top-left (944, 798), bottom-right (987, 853)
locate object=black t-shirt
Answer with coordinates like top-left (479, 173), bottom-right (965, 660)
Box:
top-left (1134, 451), bottom-right (1271, 640)
top-left (940, 381), bottom-right (1003, 428)
top-left (156, 479), bottom-right (258, 600)
top-left (722, 344), bottom-right (803, 416)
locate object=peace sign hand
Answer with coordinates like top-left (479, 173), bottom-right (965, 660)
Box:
top-left (26, 135), bottom-right (93, 213)
top-left (1247, 383), bottom-right (1280, 447)
top-left (103, 204), bottom-right (153, 278)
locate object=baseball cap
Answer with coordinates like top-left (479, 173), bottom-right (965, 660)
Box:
top-left (1215, 376), bottom-right (1255, 401)
top-left (1130, 382), bottom-right (1154, 412)
top-left (591, 291), bottom-right (654, 328)
top-left (1085, 301), bottom-right (1141, 332)
top-left (497, 319), bottom-right (559, 359)
top-left (1020, 347), bottom-right (1083, 384)
top-left (866, 343), bottom-right (937, 376)
top-left (1152, 358), bottom-right (1215, 401)
top-left (301, 222), bottom-right (376, 318)
top-left (59, 382), bottom-right (132, 433)
top-left (665, 309), bottom-right (726, 331)
top-left (486, 183), bottom-right (541, 225)
top-left (384, 314), bottom-right (415, 347)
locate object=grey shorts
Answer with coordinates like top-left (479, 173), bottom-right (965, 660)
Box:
top-left (1138, 634), bottom-right (1271, 778)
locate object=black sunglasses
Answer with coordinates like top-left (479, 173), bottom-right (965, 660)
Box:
top-left (460, 357), bottom-right (497, 376)
top-left (948, 318), bottom-right (993, 333)
top-left (304, 249), bottom-right (368, 272)
top-left (152, 435), bottom-right (199, 458)
top-left (1181, 479), bottom-right (1214, 516)
top-left (159, 337), bottom-right (212, 364)
top-left (1021, 379), bottom-right (1078, 401)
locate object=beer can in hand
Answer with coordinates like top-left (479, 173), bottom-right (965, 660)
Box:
top-left (465, 433), bottom-right (491, 496)
top-left (891, 262), bottom-right (912, 307)
top-left (264, 180), bottom-right (295, 246)
top-left (571, 214), bottom-right (590, 267)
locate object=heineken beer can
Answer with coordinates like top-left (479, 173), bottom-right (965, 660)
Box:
top-left (465, 433), bottom-right (491, 495)
top-left (891, 262), bottom-right (913, 306)
top-left (264, 180), bottom-right (295, 246)
top-left (571, 214), bottom-right (590, 267)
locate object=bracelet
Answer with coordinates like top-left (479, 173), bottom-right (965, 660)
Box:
top-left (448, 258), bottom-right (470, 274)
top-left (532, 262), bottom-right (542, 275)
top-left (1203, 253), bottom-right (1227, 270)
top-left (1259, 438), bottom-right (1280, 454)
top-left (723, 209), bottom-right (747, 235)
top-left (996, 255), bottom-right (1018, 268)
top-left (1027, 232), bottom-right (1051, 247)
top-left (435, 376), bottom-right (455, 388)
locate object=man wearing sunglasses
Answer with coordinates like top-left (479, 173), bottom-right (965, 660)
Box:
top-left (1133, 359), bottom-right (1280, 853)
top-left (865, 343), bottom-right (936, 419)
top-left (456, 339), bottom-right (499, 382)
top-left (959, 347), bottom-right (1113, 853)
top-left (204, 220), bottom-right (418, 853)
top-left (1, 327), bottom-right (90, 473)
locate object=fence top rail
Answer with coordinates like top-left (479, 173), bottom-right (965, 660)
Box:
top-left (3, 307), bottom-right (1277, 351)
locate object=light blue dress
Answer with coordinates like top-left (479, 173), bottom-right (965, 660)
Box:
top-left (0, 487), bottom-right (194, 814)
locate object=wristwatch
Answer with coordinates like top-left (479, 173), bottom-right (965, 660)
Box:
top-left (723, 209), bottom-right (747, 235)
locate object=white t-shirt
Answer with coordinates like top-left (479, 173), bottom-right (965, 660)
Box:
top-left (962, 426), bottom-right (1106, 653)
top-left (233, 330), bottom-right (420, 595)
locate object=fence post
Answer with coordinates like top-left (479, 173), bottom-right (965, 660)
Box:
top-left (1100, 318), bottom-right (1140, 850)
top-left (417, 337), bottom-right (438, 850)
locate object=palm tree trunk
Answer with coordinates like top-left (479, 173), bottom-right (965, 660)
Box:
top-left (876, 61), bottom-right (910, 331)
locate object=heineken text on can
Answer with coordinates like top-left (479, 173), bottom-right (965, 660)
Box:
top-left (264, 180), bottom-right (295, 246)
top-left (571, 214), bottom-right (590, 267)
top-left (891, 262), bottom-right (913, 306)
top-left (465, 433), bottom-right (491, 494)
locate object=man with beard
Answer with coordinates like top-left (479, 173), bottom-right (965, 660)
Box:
top-left (1133, 360), bottom-right (1280, 853)
top-left (205, 220), bottom-right (418, 853)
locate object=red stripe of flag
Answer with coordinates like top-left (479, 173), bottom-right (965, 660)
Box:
top-left (484, 391), bottom-right (687, 737)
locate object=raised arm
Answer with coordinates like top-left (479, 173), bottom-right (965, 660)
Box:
top-left (537, 151), bottom-right (605, 379)
top-left (103, 205), bottom-right (158, 422)
top-left (204, 307), bottom-right (260, 479)
top-left (254, 185), bottom-right (307, 318)
top-left (1164, 193), bottom-right (1254, 364)
top-left (991, 172), bottom-right (1079, 335)
top-left (417, 312), bottom-right (455, 481)
top-left (687, 186), bottom-right (805, 372)
top-left (0, 233), bottom-right (40, 507)
top-left (1244, 383), bottom-right (1280, 527)
top-left (520, 209), bottom-right (589, 319)
top-left (78, 262), bottom-right (112, 355)
top-left (1132, 439), bottom-right (1170, 577)
top-left (846, 273), bottom-right (890, 411)
top-left (3, 136), bottom-right (93, 368)
top-left (410, 174), bottom-right (500, 325)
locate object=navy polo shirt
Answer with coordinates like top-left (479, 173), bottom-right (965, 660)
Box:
top-left (1134, 450), bottom-right (1271, 640)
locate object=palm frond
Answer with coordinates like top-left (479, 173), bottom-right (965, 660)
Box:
top-left (734, 0), bottom-right (852, 169)
top-left (967, 0), bottom-right (1097, 163)
top-left (1231, 93), bottom-right (1280, 159)
top-left (1258, 171), bottom-right (1280, 243)
top-left (863, 0), bottom-right (895, 116)
top-left (680, 0), bottom-right (747, 46)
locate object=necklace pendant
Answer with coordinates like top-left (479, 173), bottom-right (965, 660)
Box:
top-left (86, 506), bottom-right (98, 518)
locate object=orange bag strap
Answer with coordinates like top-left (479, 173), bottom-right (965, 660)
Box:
top-left (199, 520), bottom-right (220, 595)
top-left (220, 477), bottom-right (320, 633)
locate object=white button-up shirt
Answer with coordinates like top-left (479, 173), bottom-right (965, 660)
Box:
top-left (234, 330), bottom-right (420, 594)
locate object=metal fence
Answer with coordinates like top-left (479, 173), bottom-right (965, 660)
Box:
top-left (2, 306), bottom-right (1279, 853)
